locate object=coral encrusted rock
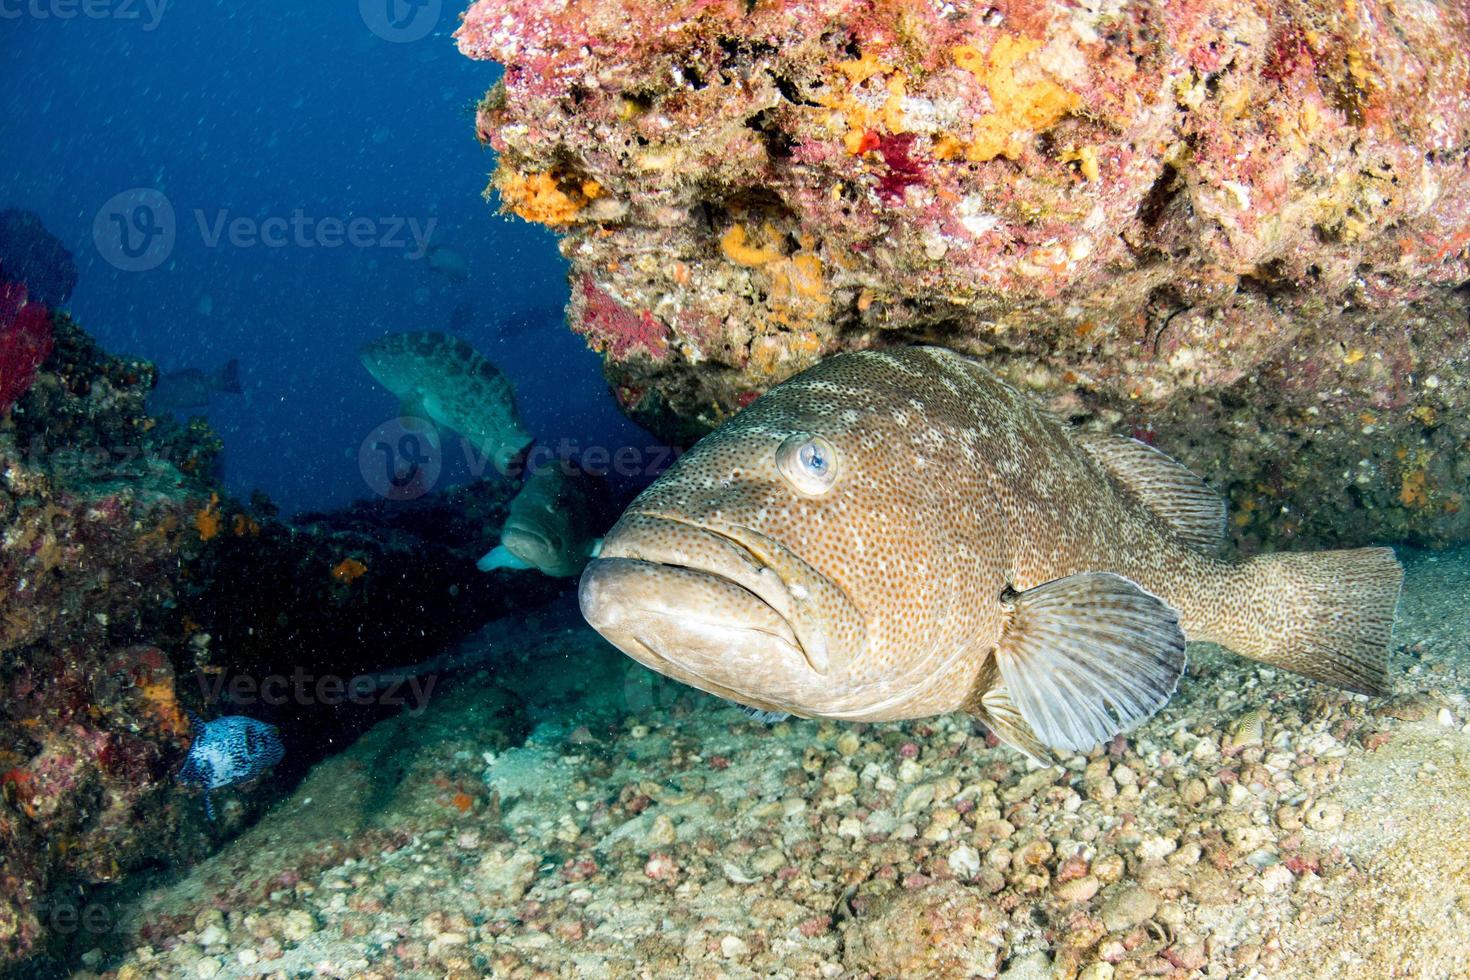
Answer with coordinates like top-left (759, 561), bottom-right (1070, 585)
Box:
top-left (0, 311), bottom-right (213, 966)
top-left (459, 0), bottom-right (1470, 549)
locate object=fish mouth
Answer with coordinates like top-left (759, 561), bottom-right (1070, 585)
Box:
top-left (502, 521), bottom-right (553, 559)
top-left (579, 512), bottom-right (858, 704)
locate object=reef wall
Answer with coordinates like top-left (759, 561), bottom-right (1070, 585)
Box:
top-left (0, 300), bottom-right (559, 969)
top-left (459, 0), bottom-right (1470, 549)
top-left (0, 306), bottom-right (216, 963)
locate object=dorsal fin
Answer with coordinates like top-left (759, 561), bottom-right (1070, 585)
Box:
top-left (1074, 432), bottom-right (1226, 552)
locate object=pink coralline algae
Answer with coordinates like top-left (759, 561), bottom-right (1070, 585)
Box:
top-left (571, 275), bottom-right (668, 364)
top-left (0, 280), bottom-right (53, 413)
top-left (460, 0), bottom-right (1470, 548)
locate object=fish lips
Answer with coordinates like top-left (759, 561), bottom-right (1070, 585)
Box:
top-left (501, 520), bottom-right (554, 562)
top-left (579, 514), bottom-right (863, 708)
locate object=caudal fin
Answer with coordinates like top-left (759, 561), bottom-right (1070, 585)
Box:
top-left (1226, 547), bottom-right (1402, 695)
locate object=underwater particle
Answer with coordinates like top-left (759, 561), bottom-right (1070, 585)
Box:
top-left (331, 557), bottom-right (368, 584)
top-left (0, 279), bottom-right (54, 414)
top-left (176, 714), bottom-right (285, 820)
top-left (0, 209), bottom-right (78, 307)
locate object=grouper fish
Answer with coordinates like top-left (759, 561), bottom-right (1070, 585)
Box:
top-left (479, 461), bottom-right (605, 578)
top-left (359, 331), bottom-right (532, 473)
top-left (579, 347), bottom-right (1403, 762)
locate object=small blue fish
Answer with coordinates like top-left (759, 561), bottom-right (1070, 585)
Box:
top-left (177, 714), bottom-right (284, 819)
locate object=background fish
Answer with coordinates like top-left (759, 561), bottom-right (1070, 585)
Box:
top-left (359, 331), bottom-right (532, 473)
top-left (580, 347), bottom-right (1403, 762)
top-left (479, 460), bottom-right (605, 577)
top-left (177, 714), bottom-right (284, 819)
top-left (147, 359), bottom-right (242, 416)
top-left (424, 244), bottom-right (469, 283)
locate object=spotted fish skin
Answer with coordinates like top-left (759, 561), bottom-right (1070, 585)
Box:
top-left (178, 715), bottom-right (284, 819)
top-left (580, 347), bottom-right (1402, 759)
top-left (358, 331), bottom-right (531, 473)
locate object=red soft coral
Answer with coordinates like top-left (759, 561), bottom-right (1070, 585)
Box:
top-left (0, 279), bottom-right (54, 413)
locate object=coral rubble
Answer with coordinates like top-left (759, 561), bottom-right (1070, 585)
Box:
top-left (89, 546), bottom-right (1470, 979)
top-left (461, 0), bottom-right (1470, 547)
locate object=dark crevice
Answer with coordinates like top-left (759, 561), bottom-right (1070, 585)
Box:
top-left (769, 71), bottom-right (818, 107)
top-left (745, 108), bottom-right (795, 160)
top-left (1237, 258), bottom-right (1296, 299)
top-left (1137, 163), bottom-right (1181, 228)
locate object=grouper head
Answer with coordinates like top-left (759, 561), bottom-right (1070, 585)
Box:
top-left (580, 350), bottom-right (991, 720)
top-left (496, 508), bottom-right (587, 578)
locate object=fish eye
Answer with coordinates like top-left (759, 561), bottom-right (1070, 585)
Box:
top-left (777, 433), bottom-right (840, 496)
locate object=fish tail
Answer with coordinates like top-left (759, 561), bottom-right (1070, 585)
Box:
top-left (1219, 547), bottom-right (1403, 695)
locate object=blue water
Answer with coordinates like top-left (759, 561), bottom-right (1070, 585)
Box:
top-left (2, 1), bottom-right (647, 515)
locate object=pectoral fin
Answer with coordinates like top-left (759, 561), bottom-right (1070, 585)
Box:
top-left (994, 572), bottom-right (1186, 754)
top-left (397, 397), bottom-right (441, 451)
top-left (477, 545), bottom-right (534, 573)
top-left (966, 654), bottom-right (1057, 766)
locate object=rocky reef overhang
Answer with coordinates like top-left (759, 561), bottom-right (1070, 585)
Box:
top-left (459, 0), bottom-right (1470, 550)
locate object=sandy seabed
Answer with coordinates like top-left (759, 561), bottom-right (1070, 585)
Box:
top-left (91, 547), bottom-right (1469, 980)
